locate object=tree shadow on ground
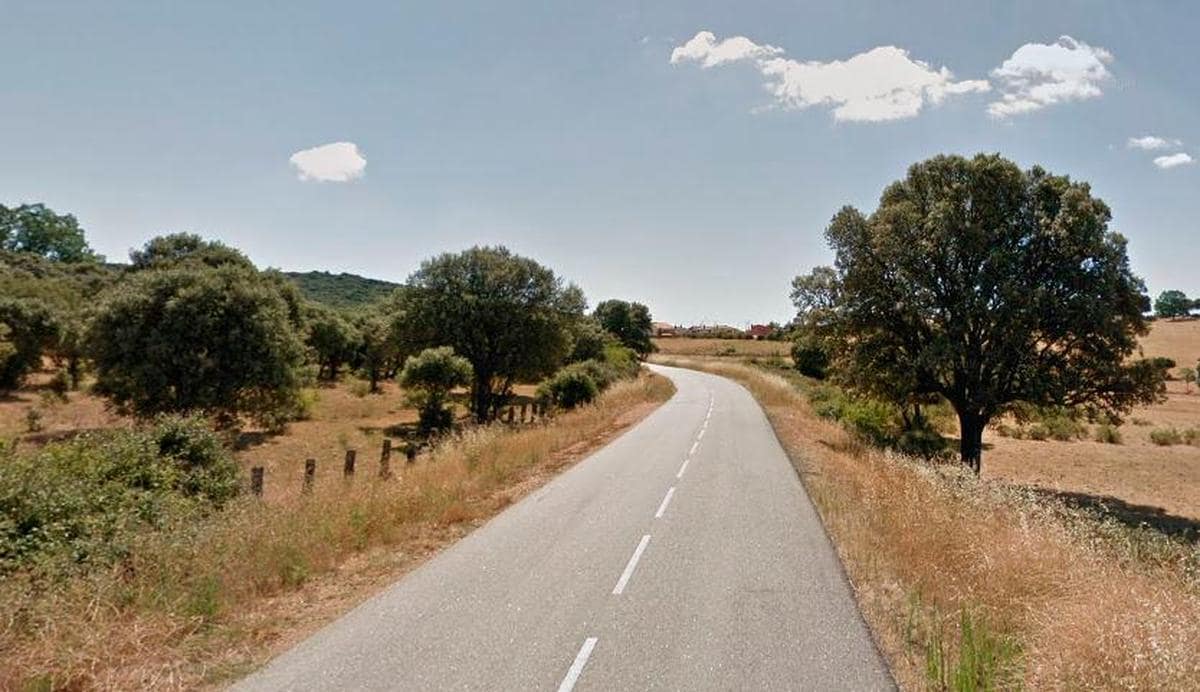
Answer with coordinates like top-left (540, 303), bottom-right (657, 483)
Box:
top-left (1027, 487), bottom-right (1200, 543)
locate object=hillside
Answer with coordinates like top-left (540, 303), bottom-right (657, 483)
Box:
top-left (284, 270), bottom-right (400, 309)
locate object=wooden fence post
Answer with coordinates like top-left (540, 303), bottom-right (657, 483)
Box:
top-left (304, 458), bottom-right (316, 493)
top-left (343, 449), bottom-right (356, 478)
top-left (520, 403), bottom-right (528, 423)
top-left (405, 442), bottom-right (417, 464)
top-left (250, 466), bottom-right (264, 497)
top-left (506, 406), bottom-right (515, 423)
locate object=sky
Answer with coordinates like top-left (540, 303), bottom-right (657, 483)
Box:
top-left (2, 1), bottom-right (1197, 326)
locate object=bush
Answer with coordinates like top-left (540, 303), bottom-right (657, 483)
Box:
top-left (1093, 423), bottom-right (1122, 444)
top-left (1150, 427), bottom-right (1182, 446)
top-left (0, 415), bottom-right (238, 572)
top-left (791, 337), bottom-right (829, 379)
top-left (537, 367), bottom-right (599, 410)
top-left (400, 347), bottom-right (473, 434)
top-left (1183, 428), bottom-right (1200, 447)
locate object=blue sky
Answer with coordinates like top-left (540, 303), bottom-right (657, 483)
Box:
top-left (3, 1), bottom-right (1197, 325)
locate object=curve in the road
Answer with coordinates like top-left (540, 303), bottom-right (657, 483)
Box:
top-left (235, 364), bottom-right (893, 691)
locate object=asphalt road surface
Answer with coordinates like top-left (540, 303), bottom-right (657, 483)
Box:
top-left (235, 364), bottom-right (893, 691)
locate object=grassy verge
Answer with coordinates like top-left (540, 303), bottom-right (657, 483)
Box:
top-left (654, 356), bottom-right (1200, 690)
top-left (1, 371), bottom-right (674, 690)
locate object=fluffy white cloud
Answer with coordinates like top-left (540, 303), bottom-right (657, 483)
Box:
top-left (288, 142), bottom-right (367, 182)
top-left (1127, 135), bottom-right (1180, 150)
top-left (670, 31), bottom-right (988, 122)
top-left (988, 36), bottom-right (1112, 118)
top-left (1153, 153), bottom-right (1194, 169)
top-left (669, 31), bottom-right (783, 67)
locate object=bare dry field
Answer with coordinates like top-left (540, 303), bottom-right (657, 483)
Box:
top-left (652, 336), bottom-right (790, 358)
top-left (985, 319), bottom-right (1200, 522)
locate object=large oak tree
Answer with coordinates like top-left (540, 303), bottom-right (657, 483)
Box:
top-left (395, 246), bottom-right (584, 422)
top-left (801, 154), bottom-right (1163, 471)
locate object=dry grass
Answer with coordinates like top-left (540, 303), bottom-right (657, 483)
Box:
top-left (651, 337), bottom-right (790, 358)
top-left (1139, 317), bottom-right (1200, 368)
top-left (0, 372), bottom-right (674, 690)
top-left (653, 356), bottom-right (1200, 690)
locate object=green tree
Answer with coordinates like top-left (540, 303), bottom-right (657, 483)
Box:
top-left (0, 297), bottom-right (58, 390)
top-left (593, 299), bottom-right (653, 357)
top-left (396, 246), bottom-right (584, 422)
top-left (1154, 290), bottom-right (1192, 320)
top-left (0, 203), bottom-right (99, 263)
top-left (399, 347), bottom-right (473, 433)
top-left (567, 316), bottom-right (616, 363)
top-left (128, 233), bottom-right (254, 272)
top-left (304, 306), bottom-right (360, 381)
top-left (352, 312), bottom-right (400, 393)
top-left (806, 154), bottom-right (1164, 472)
top-left (86, 265), bottom-right (305, 427)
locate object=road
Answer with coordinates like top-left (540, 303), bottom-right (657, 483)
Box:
top-left (235, 364), bottom-right (893, 691)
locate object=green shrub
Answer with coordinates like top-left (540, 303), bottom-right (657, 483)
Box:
top-left (1026, 423), bottom-right (1050, 441)
top-left (24, 407), bottom-right (43, 433)
top-left (1182, 427), bottom-right (1200, 447)
top-left (1150, 427), bottom-right (1182, 446)
top-left (1093, 424), bottom-right (1122, 444)
top-left (538, 367), bottom-right (599, 410)
top-left (1043, 414), bottom-right (1086, 441)
top-left (897, 425), bottom-right (949, 459)
top-left (791, 338), bottom-right (829, 379)
top-left (0, 415), bottom-right (238, 572)
top-left (840, 399), bottom-right (897, 448)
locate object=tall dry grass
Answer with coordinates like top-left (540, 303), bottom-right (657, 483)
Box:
top-left (0, 373), bottom-right (674, 690)
top-left (655, 357), bottom-right (1200, 690)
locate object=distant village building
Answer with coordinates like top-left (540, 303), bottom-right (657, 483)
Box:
top-left (747, 324), bottom-right (772, 340)
top-left (651, 322), bottom-right (677, 337)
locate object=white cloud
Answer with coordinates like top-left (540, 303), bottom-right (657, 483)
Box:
top-left (988, 36), bottom-right (1112, 118)
top-left (670, 31), bottom-right (988, 122)
top-left (1127, 135), bottom-right (1180, 150)
top-left (670, 30), bottom-right (783, 67)
top-left (1153, 153), bottom-right (1194, 169)
top-left (288, 141), bottom-right (367, 182)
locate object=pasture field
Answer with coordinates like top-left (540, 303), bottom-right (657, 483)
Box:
top-left (652, 336), bottom-right (790, 358)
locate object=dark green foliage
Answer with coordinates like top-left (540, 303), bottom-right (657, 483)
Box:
top-left (86, 265), bottom-right (306, 427)
top-left (304, 306), bottom-right (360, 381)
top-left (0, 415), bottom-right (238, 573)
top-left (568, 316), bottom-right (616, 363)
top-left (790, 334), bottom-right (830, 379)
top-left (285, 271), bottom-right (401, 309)
top-left (593, 299), bottom-right (653, 357)
top-left (400, 347), bottom-right (473, 434)
top-left (802, 154), bottom-right (1164, 472)
top-left (352, 312), bottom-right (401, 393)
top-left (0, 203), bottom-right (100, 263)
top-left (396, 246), bottom-right (584, 422)
top-left (1154, 290), bottom-right (1192, 319)
top-left (1148, 357), bottom-right (1176, 376)
top-left (0, 297), bottom-right (57, 390)
top-left (538, 366), bottom-right (599, 410)
top-left (128, 233), bottom-right (254, 272)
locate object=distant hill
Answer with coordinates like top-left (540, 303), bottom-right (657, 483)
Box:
top-left (284, 271), bottom-right (401, 309)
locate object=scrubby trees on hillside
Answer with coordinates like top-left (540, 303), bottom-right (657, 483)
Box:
top-left (593, 299), bottom-right (653, 357)
top-left (796, 154), bottom-right (1164, 472)
top-left (304, 306), bottom-right (360, 381)
top-left (0, 203), bottom-right (99, 263)
top-left (395, 246), bottom-right (585, 422)
top-left (129, 233), bottom-right (254, 272)
top-left (87, 265), bottom-right (306, 427)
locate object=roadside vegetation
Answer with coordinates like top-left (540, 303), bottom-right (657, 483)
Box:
top-left (0, 203), bottom-right (674, 688)
top-left (655, 356), bottom-right (1200, 689)
top-left (656, 153), bottom-right (1200, 688)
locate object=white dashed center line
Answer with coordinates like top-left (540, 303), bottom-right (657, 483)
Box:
top-left (557, 637), bottom-right (598, 692)
top-left (654, 486), bottom-right (676, 519)
top-left (676, 458), bottom-right (690, 478)
top-left (612, 534), bottom-right (652, 595)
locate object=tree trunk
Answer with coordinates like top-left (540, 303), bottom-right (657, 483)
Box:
top-left (958, 411), bottom-right (985, 474)
top-left (471, 373), bottom-right (491, 423)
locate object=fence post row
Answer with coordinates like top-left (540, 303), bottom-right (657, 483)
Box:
top-left (344, 449), bottom-right (357, 478)
top-left (250, 466), bottom-right (264, 497)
